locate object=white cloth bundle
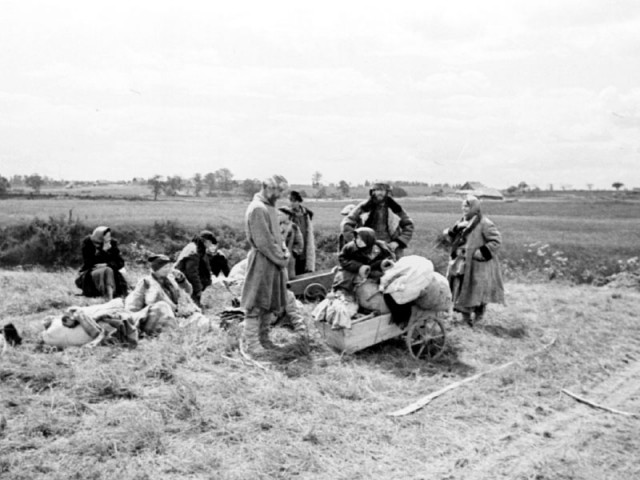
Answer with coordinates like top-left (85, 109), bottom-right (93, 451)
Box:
top-left (380, 255), bottom-right (435, 305)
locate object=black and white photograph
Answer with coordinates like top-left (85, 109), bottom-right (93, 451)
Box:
top-left (1, 1), bottom-right (639, 478)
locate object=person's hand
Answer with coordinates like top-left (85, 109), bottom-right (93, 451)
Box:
top-left (442, 228), bottom-right (449, 236)
top-left (473, 249), bottom-right (485, 261)
top-left (172, 269), bottom-right (185, 283)
top-left (103, 241), bottom-right (112, 251)
top-left (388, 241), bottom-right (399, 252)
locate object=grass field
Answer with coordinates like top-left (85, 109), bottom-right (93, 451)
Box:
top-left (2, 195), bottom-right (639, 282)
top-left (1, 267), bottom-right (640, 479)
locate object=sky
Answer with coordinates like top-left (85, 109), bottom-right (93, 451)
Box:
top-left (1, 0), bottom-right (639, 189)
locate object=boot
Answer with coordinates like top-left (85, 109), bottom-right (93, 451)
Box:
top-left (243, 316), bottom-right (269, 357)
top-left (461, 312), bottom-right (473, 327)
top-left (259, 316), bottom-right (277, 350)
top-left (474, 304), bottom-right (486, 323)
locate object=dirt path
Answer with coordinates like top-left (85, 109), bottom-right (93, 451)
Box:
top-left (456, 359), bottom-right (640, 479)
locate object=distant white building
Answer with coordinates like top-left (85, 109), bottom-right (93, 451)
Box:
top-left (456, 181), bottom-right (504, 200)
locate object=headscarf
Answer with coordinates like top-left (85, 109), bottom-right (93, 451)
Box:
top-left (354, 227), bottom-right (377, 251)
top-left (463, 195), bottom-right (481, 220)
top-left (90, 226), bottom-right (110, 244)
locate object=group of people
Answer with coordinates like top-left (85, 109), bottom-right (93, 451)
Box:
top-left (72, 175), bottom-right (504, 355)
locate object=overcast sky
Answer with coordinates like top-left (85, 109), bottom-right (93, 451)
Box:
top-left (1, 0), bottom-right (639, 189)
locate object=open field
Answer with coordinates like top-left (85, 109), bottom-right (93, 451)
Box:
top-left (1, 268), bottom-right (640, 479)
top-left (2, 195), bottom-right (639, 281)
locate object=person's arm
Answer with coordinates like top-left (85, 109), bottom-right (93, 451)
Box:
top-left (341, 203), bottom-right (365, 244)
top-left (106, 240), bottom-right (125, 270)
top-left (124, 278), bottom-right (147, 312)
top-left (475, 220), bottom-right (501, 261)
top-left (338, 243), bottom-right (364, 272)
top-left (392, 206), bottom-right (415, 248)
top-left (183, 256), bottom-right (204, 298)
top-left (247, 207), bottom-right (287, 267)
top-left (292, 226), bottom-right (304, 257)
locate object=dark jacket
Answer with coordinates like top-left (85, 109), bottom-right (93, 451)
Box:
top-left (75, 236), bottom-right (128, 297)
top-left (338, 228), bottom-right (394, 281)
top-left (342, 196), bottom-right (414, 248)
top-left (174, 241), bottom-right (212, 304)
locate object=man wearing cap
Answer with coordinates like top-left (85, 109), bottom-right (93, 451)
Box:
top-left (174, 230), bottom-right (218, 307)
top-left (241, 175), bottom-right (290, 356)
top-left (287, 190), bottom-right (316, 274)
top-left (342, 183), bottom-right (414, 258)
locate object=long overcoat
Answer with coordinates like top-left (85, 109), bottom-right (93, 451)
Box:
top-left (241, 192), bottom-right (288, 313)
top-left (446, 216), bottom-right (504, 309)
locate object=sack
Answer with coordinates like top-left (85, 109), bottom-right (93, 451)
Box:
top-left (415, 273), bottom-right (452, 312)
top-left (312, 291), bottom-right (358, 329)
top-left (449, 256), bottom-right (466, 277)
top-left (380, 255), bottom-right (434, 305)
top-left (355, 280), bottom-right (390, 314)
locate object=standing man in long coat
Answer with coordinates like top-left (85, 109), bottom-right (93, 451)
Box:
top-left (241, 175), bottom-right (290, 356)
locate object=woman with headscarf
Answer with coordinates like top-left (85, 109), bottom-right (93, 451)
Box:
top-left (75, 226), bottom-right (128, 300)
top-left (444, 195), bottom-right (504, 326)
top-left (333, 227), bottom-right (395, 293)
top-left (125, 254), bottom-right (198, 336)
top-left (174, 230), bottom-right (217, 307)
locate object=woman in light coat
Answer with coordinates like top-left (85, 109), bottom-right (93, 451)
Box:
top-left (444, 196), bottom-right (504, 326)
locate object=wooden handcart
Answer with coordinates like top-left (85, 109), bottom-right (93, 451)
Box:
top-left (317, 306), bottom-right (448, 361)
top-left (287, 268), bottom-right (337, 302)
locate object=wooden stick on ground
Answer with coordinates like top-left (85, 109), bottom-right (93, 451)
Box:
top-left (388, 337), bottom-right (557, 417)
top-left (562, 389), bottom-right (639, 418)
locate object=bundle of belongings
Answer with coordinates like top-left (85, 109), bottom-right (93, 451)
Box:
top-left (380, 255), bottom-right (452, 312)
top-left (313, 255), bottom-right (452, 330)
top-left (42, 292), bottom-right (212, 349)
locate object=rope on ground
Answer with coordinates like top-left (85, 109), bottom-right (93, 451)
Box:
top-left (387, 337), bottom-right (557, 417)
top-left (562, 389), bottom-right (639, 418)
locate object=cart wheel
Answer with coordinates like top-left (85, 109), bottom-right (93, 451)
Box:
top-left (405, 315), bottom-right (446, 361)
top-left (304, 283), bottom-right (327, 302)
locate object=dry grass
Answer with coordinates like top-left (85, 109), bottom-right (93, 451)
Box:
top-left (2, 268), bottom-right (640, 479)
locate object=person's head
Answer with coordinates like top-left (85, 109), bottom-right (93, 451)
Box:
top-left (354, 227), bottom-right (376, 250)
top-left (262, 175), bottom-right (289, 204)
top-left (462, 195), bottom-right (481, 220)
top-left (289, 190), bottom-right (303, 208)
top-left (91, 226), bottom-right (111, 245)
top-left (340, 204), bottom-right (356, 216)
top-left (149, 254), bottom-right (172, 278)
top-left (199, 230), bottom-right (218, 253)
top-left (369, 183), bottom-right (391, 203)
top-left (278, 207), bottom-right (293, 236)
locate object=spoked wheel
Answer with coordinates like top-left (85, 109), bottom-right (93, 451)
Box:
top-left (304, 283), bottom-right (328, 302)
top-left (405, 315), bottom-right (446, 361)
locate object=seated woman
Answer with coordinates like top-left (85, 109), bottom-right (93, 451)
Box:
top-left (174, 230), bottom-right (217, 307)
top-left (333, 227), bottom-right (395, 294)
top-left (75, 226), bottom-right (128, 300)
top-left (278, 207), bottom-right (304, 280)
top-left (125, 254), bottom-right (197, 336)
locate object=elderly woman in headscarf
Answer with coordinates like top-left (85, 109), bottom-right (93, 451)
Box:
top-left (125, 254), bottom-right (198, 336)
top-left (75, 226), bottom-right (128, 300)
top-left (333, 227), bottom-right (395, 293)
top-left (443, 195), bottom-right (504, 326)
top-left (174, 230), bottom-right (217, 308)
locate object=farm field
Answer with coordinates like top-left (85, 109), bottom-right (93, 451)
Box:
top-left (2, 195), bottom-right (639, 280)
top-left (1, 268), bottom-right (640, 479)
